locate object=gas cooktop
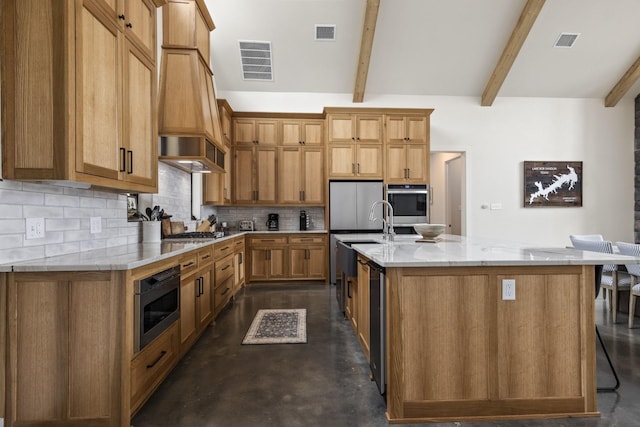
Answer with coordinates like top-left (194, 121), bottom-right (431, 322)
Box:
top-left (163, 231), bottom-right (223, 239)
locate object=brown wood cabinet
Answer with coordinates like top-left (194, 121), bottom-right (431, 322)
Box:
top-left (214, 253), bottom-right (234, 315)
top-left (247, 235), bottom-right (288, 281)
top-left (356, 256), bottom-right (370, 361)
top-left (288, 235), bottom-right (327, 279)
top-left (385, 144), bottom-right (428, 183)
top-left (234, 119), bottom-right (279, 146)
top-left (179, 249), bottom-right (214, 354)
top-left (1, 0), bottom-right (159, 193)
top-left (4, 270), bottom-right (127, 426)
top-left (233, 236), bottom-right (246, 294)
top-left (327, 114), bottom-right (382, 143)
top-left (233, 146), bottom-right (278, 204)
top-left (384, 115), bottom-right (428, 144)
top-left (278, 147), bottom-right (324, 204)
top-left (281, 119), bottom-right (324, 146)
top-left (328, 144), bottom-right (383, 178)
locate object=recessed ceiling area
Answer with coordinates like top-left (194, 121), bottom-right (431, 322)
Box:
top-left (206, 0), bottom-right (640, 105)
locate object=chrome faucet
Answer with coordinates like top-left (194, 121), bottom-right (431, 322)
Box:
top-left (369, 200), bottom-right (395, 242)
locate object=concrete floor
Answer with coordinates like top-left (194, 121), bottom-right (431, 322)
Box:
top-left (132, 284), bottom-right (640, 427)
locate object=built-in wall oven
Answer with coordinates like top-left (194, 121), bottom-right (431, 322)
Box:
top-left (134, 265), bottom-right (181, 351)
top-left (385, 184), bottom-right (429, 233)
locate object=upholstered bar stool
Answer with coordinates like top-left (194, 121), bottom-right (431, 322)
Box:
top-left (570, 237), bottom-right (630, 323)
top-left (615, 241), bottom-right (640, 328)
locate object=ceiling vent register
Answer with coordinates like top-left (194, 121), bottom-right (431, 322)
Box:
top-left (239, 40), bottom-right (273, 81)
top-left (554, 33), bottom-right (580, 48)
top-left (315, 25), bottom-right (336, 41)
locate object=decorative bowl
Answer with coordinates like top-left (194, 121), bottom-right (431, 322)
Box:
top-left (413, 224), bottom-right (446, 239)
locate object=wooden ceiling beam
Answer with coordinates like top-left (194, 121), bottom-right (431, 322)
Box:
top-left (481, 0), bottom-right (545, 106)
top-left (604, 56), bottom-right (640, 107)
top-left (353, 0), bottom-right (380, 103)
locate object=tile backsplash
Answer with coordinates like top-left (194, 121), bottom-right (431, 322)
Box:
top-left (0, 163), bottom-right (326, 264)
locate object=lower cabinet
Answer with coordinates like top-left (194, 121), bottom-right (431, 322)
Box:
top-left (356, 256), bottom-right (371, 361)
top-left (179, 249), bottom-right (214, 355)
top-left (248, 234), bottom-right (327, 283)
top-left (130, 322), bottom-right (179, 415)
top-left (4, 271), bottom-right (127, 426)
top-left (214, 253), bottom-right (234, 316)
top-left (248, 236), bottom-right (288, 281)
top-left (233, 236), bottom-right (246, 294)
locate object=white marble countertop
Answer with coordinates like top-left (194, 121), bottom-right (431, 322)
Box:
top-left (0, 230), bottom-right (328, 272)
top-left (339, 234), bottom-right (640, 268)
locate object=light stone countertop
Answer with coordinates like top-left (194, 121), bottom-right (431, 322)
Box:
top-left (338, 234), bottom-right (640, 268)
top-left (0, 230), bottom-right (328, 272)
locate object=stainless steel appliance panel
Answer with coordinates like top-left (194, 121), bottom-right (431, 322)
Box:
top-left (355, 181), bottom-right (384, 230)
top-left (329, 182), bottom-right (358, 230)
top-left (386, 183), bottom-right (429, 225)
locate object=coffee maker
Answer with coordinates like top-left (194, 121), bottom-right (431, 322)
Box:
top-left (266, 213), bottom-right (279, 231)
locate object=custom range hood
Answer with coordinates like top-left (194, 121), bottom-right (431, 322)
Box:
top-left (157, 0), bottom-right (225, 173)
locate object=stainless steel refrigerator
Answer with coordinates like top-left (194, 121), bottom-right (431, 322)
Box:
top-left (329, 180), bottom-right (384, 311)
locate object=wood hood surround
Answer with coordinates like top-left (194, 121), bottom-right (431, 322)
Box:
top-left (157, 0), bottom-right (226, 173)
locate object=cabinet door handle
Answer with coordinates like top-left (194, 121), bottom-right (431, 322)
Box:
top-left (126, 22), bottom-right (133, 29)
top-left (302, 190), bottom-right (305, 201)
top-left (351, 163), bottom-right (355, 174)
top-left (357, 163), bottom-right (360, 174)
top-left (127, 150), bottom-right (133, 174)
top-left (407, 168), bottom-right (410, 179)
top-left (239, 252), bottom-right (243, 264)
top-left (146, 351), bottom-right (167, 369)
top-left (347, 279), bottom-right (352, 298)
top-left (118, 14), bottom-right (126, 20)
top-left (351, 137), bottom-right (355, 141)
top-left (222, 264), bottom-right (231, 271)
top-left (119, 148), bottom-right (126, 172)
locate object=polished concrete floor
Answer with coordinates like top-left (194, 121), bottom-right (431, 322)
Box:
top-left (132, 284), bottom-right (640, 427)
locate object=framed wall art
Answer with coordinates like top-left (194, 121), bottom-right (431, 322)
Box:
top-left (523, 161), bottom-right (582, 207)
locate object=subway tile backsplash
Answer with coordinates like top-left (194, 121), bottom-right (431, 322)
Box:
top-left (0, 162), bottom-right (326, 264)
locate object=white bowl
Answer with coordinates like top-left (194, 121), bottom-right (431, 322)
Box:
top-left (413, 224), bottom-right (445, 239)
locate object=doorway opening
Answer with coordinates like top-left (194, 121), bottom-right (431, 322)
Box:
top-left (430, 152), bottom-right (466, 236)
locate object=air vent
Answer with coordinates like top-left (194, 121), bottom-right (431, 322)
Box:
top-left (239, 40), bottom-right (273, 81)
top-left (554, 33), bottom-right (580, 48)
top-left (315, 25), bottom-right (336, 41)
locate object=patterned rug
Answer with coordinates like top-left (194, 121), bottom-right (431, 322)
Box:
top-left (242, 308), bottom-right (307, 345)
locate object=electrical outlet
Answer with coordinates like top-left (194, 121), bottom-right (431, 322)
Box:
top-left (90, 216), bottom-right (102, 234)
top-left (25, 218), bottom-right (45, 240)
top-left (502, 279), bottom-right (516, 300)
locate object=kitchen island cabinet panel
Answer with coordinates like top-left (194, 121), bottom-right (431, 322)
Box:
top-left (384, 265), bottom-right (596, 423)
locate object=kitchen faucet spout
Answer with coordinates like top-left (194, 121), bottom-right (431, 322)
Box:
top-left (369, 200), bottom-right (395, 242)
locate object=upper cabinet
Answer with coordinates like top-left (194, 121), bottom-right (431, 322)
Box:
top-left (217, 99), bottom-right (234, 147)
top-left (384, 115), bottom-right (429, 144)
top-left (327, 114), bottom-right (382, 144)
top-left (161, 0), bottom-right (214, 65)
top-left (281, 120), bottom-right (324, 146)
top-left (1, 0), bottom-right (160, 193)
top-left (233, 119), bottom-right (279, 146)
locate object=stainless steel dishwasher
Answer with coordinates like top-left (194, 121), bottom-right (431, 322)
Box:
top-left (369, 260), bottom-right (386, 395)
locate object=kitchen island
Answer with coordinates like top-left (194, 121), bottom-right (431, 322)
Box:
top-left (346, 234), bottom-right (639, 424)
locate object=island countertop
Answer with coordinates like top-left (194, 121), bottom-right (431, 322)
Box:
top-left (343, 234), bottom-right (640, 267)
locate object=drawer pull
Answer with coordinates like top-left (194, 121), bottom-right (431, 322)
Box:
top-left (221, 265), bottom-right (231, 271)
top-left (221, 287), bottom-right (231, 296)
top-left (182, 261), bottom-right (195, 268)
top-left (221, 246), bottom-right (230, 251)
top-left (146, 351), bottom-right (167, 369)
top-left (201, 254), bottom-right (211, 260)
top-left (260, 239), bottom-right (275, 242)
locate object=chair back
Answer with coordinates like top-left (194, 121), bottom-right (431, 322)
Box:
top-left (615, 241), bottom-right (640, 278)
top-left (569, 234), bottom-right (604, 245)
top-left (571, 238), bottom-right (615, 277)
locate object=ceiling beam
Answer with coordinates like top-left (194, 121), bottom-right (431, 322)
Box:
top-left (353, 0), bottom-right (380, 103)
top-left (481, 0), bottom-right (545, 106)
top-left (604, 56), bottom-right (640, 107)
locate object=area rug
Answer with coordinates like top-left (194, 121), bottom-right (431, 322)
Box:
top-left (242, 308), bottom-right (307, 345)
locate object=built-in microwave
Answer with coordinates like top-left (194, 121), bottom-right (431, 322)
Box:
top-left (134, 265), bottom-right (181, 352)
top-left (385, 184), bottom-right (430, 229)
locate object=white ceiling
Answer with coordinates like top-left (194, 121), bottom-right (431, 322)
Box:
top-left (205, 0), bottom-right (640, 104)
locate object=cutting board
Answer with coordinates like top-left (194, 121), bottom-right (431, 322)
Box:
top-left (170, 221), bottom-right (185, 234)
top-left (161, 219), bottom-right (172, 237)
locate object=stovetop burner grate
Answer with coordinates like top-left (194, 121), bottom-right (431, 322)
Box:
top-left (164, 232), bottom-right (219, 239)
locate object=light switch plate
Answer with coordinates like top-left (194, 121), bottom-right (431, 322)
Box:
top-left (25, 218), bottom-right (45, 239)
top-left (502, 279), bottom-right (516, 300)
top-left (90, 217), bottom-right (102, 234)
